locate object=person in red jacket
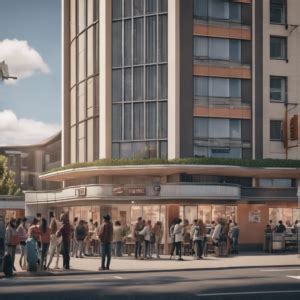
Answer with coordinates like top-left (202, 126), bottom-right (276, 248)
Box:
top-left (98, 214), bottom-right (113, 271)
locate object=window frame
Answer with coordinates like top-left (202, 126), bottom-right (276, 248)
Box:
top-left (270, 119), bottom-right (283, 141)
top-left (270, 0), bottom-right (287, 25)
top-left (270, 36), bottom-right (287, 60)
top-left (269, 75), bottom-right (287, 103)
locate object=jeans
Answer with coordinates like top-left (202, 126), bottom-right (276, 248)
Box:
top-left (115, 241), bottom-right (123, 257)
top-left (232, 237), bottom-right (238, 253)
top-left (194, 240), bottom-right (203, 258)
top-left (101, 243), bottom-right (112, 269)
top-left (175, 241), bottom-right (182, 258)
top-left (76, 240), bottom-right (84, 257)
top-left (40, 243), bottom-right (49, 270)
top-left (170, 241), bottom-right (176, 256)
top-left (61, 240), bottom-right (70, 269)
top-left (155, 242), bottom-right (161, 257)
top-left (135, 241), bottom-right (142, 258)
top-left (144, 240), bottom-right (150, 258)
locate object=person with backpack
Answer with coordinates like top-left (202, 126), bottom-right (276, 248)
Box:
top-left (5, 218), bottom-right (19, 272)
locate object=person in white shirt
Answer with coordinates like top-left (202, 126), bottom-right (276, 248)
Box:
top-left (139, 220), bottom-right (152, 259)
top-left (173, 218), bottom-right (184, 260)
top-left (212, 218), bottom-right (222, 245)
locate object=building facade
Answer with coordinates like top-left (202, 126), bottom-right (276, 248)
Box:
top-left (25, 0), bottom-right (300, 250)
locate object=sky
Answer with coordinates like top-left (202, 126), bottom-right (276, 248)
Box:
top-left (0, 0), bottom-right (61, 146)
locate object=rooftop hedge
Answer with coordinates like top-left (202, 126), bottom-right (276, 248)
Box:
top-left (43, 157), bottom-right (300, 175)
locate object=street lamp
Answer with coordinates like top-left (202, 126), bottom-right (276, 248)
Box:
top-left (0, 61), bottom-right (17, 81)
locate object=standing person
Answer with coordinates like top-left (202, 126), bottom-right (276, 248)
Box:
top-left (276, 220), bottom-right (286, 233)
top-left (230, 222), bottom-right (240, 254)
top-left (98, 214), bottom-right (113, 271)
top-left (75, 220), bottom-right (87, 258)
top-left (153, 221), bottom-right (163, 258)
top-left (269, 220), bottom-right (276, 232)
top-left (113, 221), bottom-right (123, 257)
top-left (192, 219), bottom-right (206, 259)
top-left (71, 217), bottom-right (78, 257)
top-left (169, 219), bottom-right (177, 259)
top-left (93, 222), bottom-right (100, 256)
top-left (16, 217), bottom-right (28, 270)
top-left (134, 217), bottom-right (144, 259)
top-left (139, 220), bottom-right (152, 259)
top-left (0, 215), bottom-right (5, 264)
top-left (264, 224), bottom-right (272, 253)
top-left (212, 218), bottom-right (222, 245)
top-left (39, 218), bottom-right (50, 270)
top-left (56, 212), bottom-right (71, 270)
top-left (46, 216), bottom-right (60, 270)
top-left (174, 218), bottom-right (184, 261)
top-left (5, 218), bottom-right (19, 271)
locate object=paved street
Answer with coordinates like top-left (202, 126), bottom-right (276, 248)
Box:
top-left (1, 267), bottom-right (300, 299)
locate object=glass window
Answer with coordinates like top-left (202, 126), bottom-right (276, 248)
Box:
top-left (87, 118), bottom-right (94, 162)
top-left (160, 141), bottom-right (167, 158)
top-left (158, 64), bottom-right (167, 99)
top-left (194, 0), bottom-right (208, 18)
top-left (94, 0), bottom-right (99, 22)
top-left (146, 65), bottom-right (157, 100)
top-left (77, 0), bottom-right (86, 33)
top-left (70, 0), bottom-right (76, 40)
top-left (87, 78), bottom-right (94, 117)
top-left (70, 88), bottom-right (76, 126)
top-left (194, 145), bottom-right (208, 157)
top-left (210, 38), bottom-right (229, 60)
top-left (230, 40), bottom-right (241, 61)
top-left (146, 102), bottom-right (157, 139)
top-left (209, 119), bottom-right (230, 138)
top-left (133, 103), bottom-right (144, 139)
top-left (230, 120), bottom-right (241, 138)
top-left (87, 0), bottom-right (94, 26)
top-left (78, 33), bottom-right (86, 82)
top-left (133, 18), bottom-right (144, 64)
top-left (87, 27), bottom-right (94, 77)
top-left (194, 118), bottom-right (208, 138)
top-left (124, 68), bottom-right (132, 101)
top-left (270, 120), bottom-right (283, 141)
top-left (270, 36), bottom-right (287, 59)
top-left (70, 41), bottom-right (76, 87)
top-left (270, 0), bottom-right (286, 24)
top-left (133, 67), bottom-right (144, 100)
top-left (145, 0), bottom-right (157, 14)
top-left (124, 103), bottom-right (132, 140)
top-left (158, 15), bottom-right (168, 62)
top-left (112, 104), bottom-right (122, 141)
top-left (158, 101), bottom-right (167, 139)
top-left (194, 76), bottom-right (208, 97)
top-left (112, 0), bottom-right (122, 20)
top-left (120, 143), bottom-right (132, 158)
top-left (158, 0), bottom-right (168, 12)
top-left (78, 122), bottom-right (86, 163)
top-left (78, 82), bottom-right (86, 121)
top-left (212, 205), bottom-right (226, 221)
top-left (133, 0), bottom-right (144, 16)
top-left (270, 76), bottom-right (287, 102)
top-left (209, 0), bottom-right (229, 20)
top-left (70, 126), bottom-right (77, 163)
top-left (94, 23), bottom-right (99, 74)
top-left (193, 36), bottom-right (208, 58)
top-left (146, 16), bottom-right (157, 63)
top-left (124, 20), bottom-right (132, 66)
top-left (133, 142), bottom-right (146, 158)
top-left (112, 69), bottom-right (122, 102)
top-left (210, 148), bottom-right (241, 158)
top-left (209, 78), bottom-right (230, 97)
top-left (229, 3), bottom-right (241, 21)
top-left (124, 0), bottom-right (132, 17)
top-left (112, 21), bottom-right (122, 67)
top-left (184, 206), bottom-right (198, 225)
top-left (112, 143), bottom-right (120, 158)
top-left (230, 79), bottom-right (241, 98)
top-left (198, 206), bottom-right (212, 226)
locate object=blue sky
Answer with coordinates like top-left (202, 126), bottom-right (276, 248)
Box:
top-left (0, 0), bottom-right (61, 145)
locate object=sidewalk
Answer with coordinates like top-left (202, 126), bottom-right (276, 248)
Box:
top-left (6, 252), bottom-right (299, 277)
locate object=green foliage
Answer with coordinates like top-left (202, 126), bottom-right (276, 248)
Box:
top-left (44, 157), bottom-right (300, 175)
top-left (0, 155), bottom-right (22, 196)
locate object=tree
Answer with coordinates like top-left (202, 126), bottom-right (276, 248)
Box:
top-left (0, 155), bottom-right (22, 195)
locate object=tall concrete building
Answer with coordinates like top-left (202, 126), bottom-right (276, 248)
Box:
top-left (26, 0), bottom-right (300, 250)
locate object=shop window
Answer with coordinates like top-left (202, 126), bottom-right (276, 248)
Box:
top-left (259, 178), bottom-right (294, 188)
top-left (269, 207), bottom-right (299, 227)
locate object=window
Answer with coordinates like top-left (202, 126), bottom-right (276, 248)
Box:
top-left (270, 76), bottom-right (287, 102)
top-left (270, 36), bottom-right (287, 59)
top-left (194, 0), bottom-right (241, 22)
top-left (193, 37), bottom-right (241, 61)
top-left (270, 0), bottom-right (286, 24)
top-left (194, 77), bottom-right (241, 98)
top-left (193, 118), bottom-right (241, 139)
top-left (270, 120), bottom-right (283, 141)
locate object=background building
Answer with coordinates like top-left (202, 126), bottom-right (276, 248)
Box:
top-left (25, 0), bottom-right (300, 251)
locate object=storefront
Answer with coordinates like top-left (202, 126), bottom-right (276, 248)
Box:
top-left (0, 196), bottom-right (25, 224)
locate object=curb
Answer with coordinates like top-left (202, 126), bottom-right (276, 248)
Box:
top-left (8, 264), bottom-right (299, 278)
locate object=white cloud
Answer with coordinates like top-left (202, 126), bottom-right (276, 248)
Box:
top-left (0, 39), bottom-right (50, 84)
top-left (0, 110), bottom-right (60, 146)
